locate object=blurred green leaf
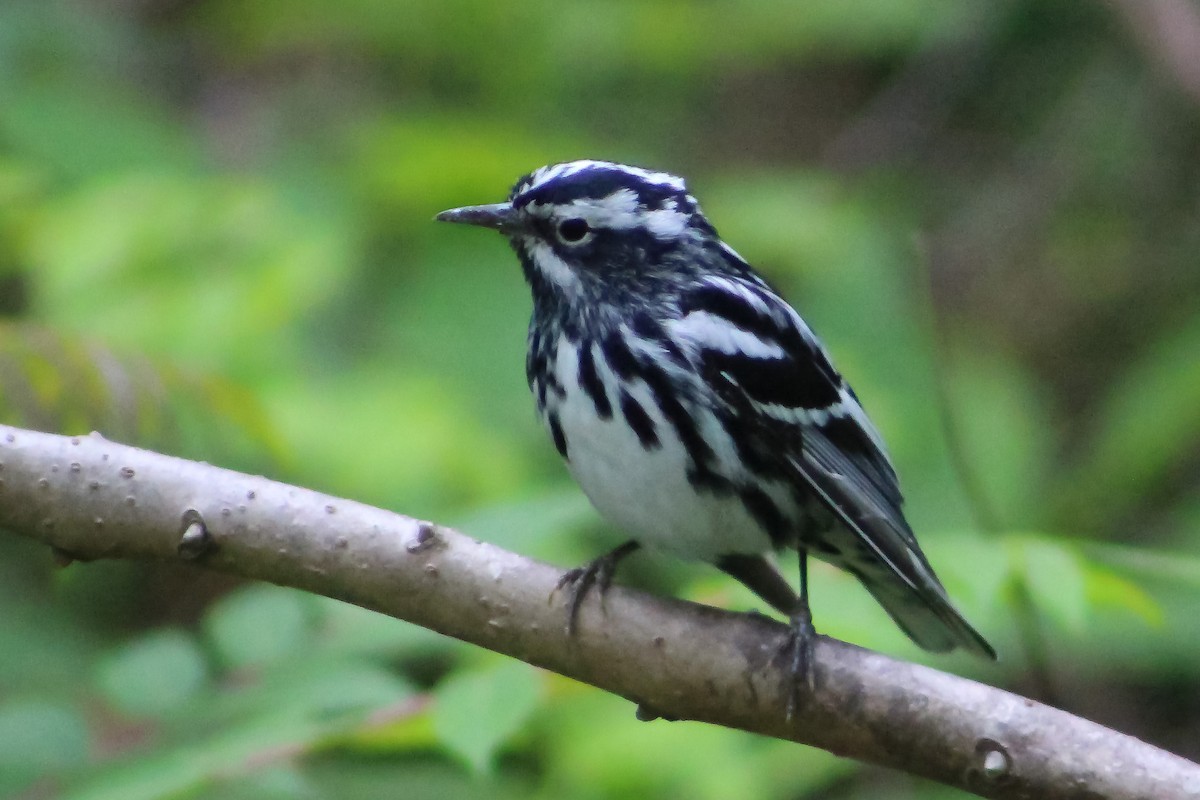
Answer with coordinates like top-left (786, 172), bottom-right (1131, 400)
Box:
top-left (312, 599), bottom-right (453, 661)
top-left (263, 369), bottom-right (533, 513)
top-left (939, 342), bottom-right (1054, 529)
top-left (307, 760), bottom-right (534, 800)
top-left (1058, 314), bottom-right (1200, 532)
top-left (433, 660), bottom-right (540, 772)
top-left (201, 0), bottom-right (972, 78)
top-left (0, 698), bottom-right (89, 777)
top-left (71, 660), bottom-right (414, 800)
top-left (453, 488), bottom-right (595, 561)
top-left (63, 748), bottom-right (217, 800)
top-left (539, 684), bottom-right (854, 800)
top-left (0, 541), bottom-right (104, 692)
top-left (224, 658), bottom-right (415, 726)
top-left (26, 173), bottom-right (349, 378)
top-left (351, 117), bottom-right (570, 223)
top-left (95, 628), bottom-right (208, 716)
top-left (1007, 535), bottom-right (1087, 634)
top-left (1085, 542), bottom-right (1200, 591)
top-left (0, 60), bottom-right (200, 179)
top-left (0, 322), bottom-right (284, 470)
top-left (192, 766), bottom-right (319, 800)
top-left (919, 529), bottom-right (1009, 620)
top-left (204, 585), bottom-right (313, 670)
top-left (1083, 566), bottom-right (1163, 628)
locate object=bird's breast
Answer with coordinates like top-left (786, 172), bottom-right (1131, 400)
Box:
top-left (532, 333), bottom-right (785, 561)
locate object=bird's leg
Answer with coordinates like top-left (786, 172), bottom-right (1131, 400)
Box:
top-left (782, 548), bottom-right (817, 720)
top-left (556, 540), bottom-right (641, 635)
top-left (716, 552), bottom-right (816, 718)
top-left (715, 553), bottom-right (798, 617)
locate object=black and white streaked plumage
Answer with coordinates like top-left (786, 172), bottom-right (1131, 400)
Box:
top-left (437, 160), bottom-right (995, 678)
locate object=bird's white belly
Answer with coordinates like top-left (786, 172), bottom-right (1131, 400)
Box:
top-left (547, 361), bottom-right (775, 562)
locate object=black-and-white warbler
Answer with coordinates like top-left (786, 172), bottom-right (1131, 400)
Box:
top-left (437, 160), bottom-right (995, 692)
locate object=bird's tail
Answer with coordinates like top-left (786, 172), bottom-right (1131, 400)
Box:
top-left (786, 430), bottom-right (996, 659)
top-left (857, 569), bottom-right (995, 659)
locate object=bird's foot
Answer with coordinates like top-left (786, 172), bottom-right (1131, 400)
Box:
top-left (778, 604), bottom-right (817, 721)
top-left (555, 540), bottom-right (640, 635)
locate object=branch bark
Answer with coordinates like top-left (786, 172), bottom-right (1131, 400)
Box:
top-left (0, 424), bottom-right (1195, 799)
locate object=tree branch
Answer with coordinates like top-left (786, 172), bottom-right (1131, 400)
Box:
top-left (0, 424), bottom-right (1195, 799)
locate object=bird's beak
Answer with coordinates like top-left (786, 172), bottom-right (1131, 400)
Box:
top-left (435, 202), bottom-right (520, 233)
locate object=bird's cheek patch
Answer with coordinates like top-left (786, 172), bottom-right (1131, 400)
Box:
top-left (526, 239), bottom-right (585, 297)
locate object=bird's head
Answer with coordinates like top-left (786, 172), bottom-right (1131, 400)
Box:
top-left (437, 160), bottom-right (732, 305)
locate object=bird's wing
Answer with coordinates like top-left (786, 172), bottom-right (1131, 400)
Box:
top-left (676, 274), bottom-right (902, 509)
top-left (675, 274), bottom-right (994, 658)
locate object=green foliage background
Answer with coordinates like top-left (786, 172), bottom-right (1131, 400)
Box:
top-left (1, 1), bottom-right (1199, 797)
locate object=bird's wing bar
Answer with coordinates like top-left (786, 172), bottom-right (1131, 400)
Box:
top-left (680, 275), bottom-right (903, 508)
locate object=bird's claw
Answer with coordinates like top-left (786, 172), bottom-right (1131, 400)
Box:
top-left (556, 553), bottom-right (619, 635)
top-left (779, 606), bottom-right (817, 721)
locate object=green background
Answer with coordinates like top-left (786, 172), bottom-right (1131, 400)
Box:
top-left (1, 1), bottom-right (1199, 797)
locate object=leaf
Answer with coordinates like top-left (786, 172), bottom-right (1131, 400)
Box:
top-left (0, 54), bottom-right (200, 179)
top-left (937, 344), bottom-right (1054, 529)
top-left (1085, 541), bottom-right (1200, 590)
top-left (306, 759), bottom-right (534, 800)
top-left (263, 369), bottom-right (534, 512)
top-left (62, 749), bottom-right (214, 800)
top-left (191, 767), bottom-right (319, 800)
top-left (1008, 535), bottom-right (1088, 633)
top-left (238, 659), bottom-right (415, 725)
top-left (1083, 566), bottom-right (1163, 628)
top-left (537, 686), bottom-right (854, 800)
top-left (204, 585), bottom-right (313, 670)
top-left (1057, 314), bottom-right (1200, 530)
top-left (452, 489), bottom-right (596, 561)
top-left (95, 628), bottom-right (208, 717)
top-left (433, 661), bottom-right (540, 772)
top-left (312, 598), bottom-right (453, 661)
top-left (0, 699), bottom-right (89, 776)
top-left (28, 173), bottom-right (348, 375)
top-left (0, 321), bottom-right (283, 471)
top-left (68, 661), bottom-right (414, 800)
top-left (918, 529), bottom-right (1009, 615)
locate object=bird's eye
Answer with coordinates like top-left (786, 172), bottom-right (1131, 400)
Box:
top-left (556, 218), bottom-right (591, 244)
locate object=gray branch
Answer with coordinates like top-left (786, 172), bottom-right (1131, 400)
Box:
top-left (0, 424), bottom-right (1195, 800)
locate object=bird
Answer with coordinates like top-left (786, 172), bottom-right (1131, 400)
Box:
top-left (436, 160), bottom-right (995, 705)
